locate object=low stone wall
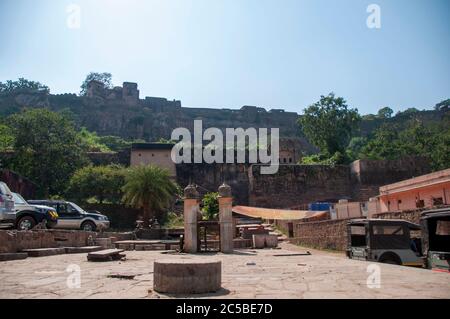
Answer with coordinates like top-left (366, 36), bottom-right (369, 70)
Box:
top-left (0, 229), bottom-right (135, 254)
top-left (0, 231), bottom-right (17, 254)
top-left (373, 209), bottom-right (422, 224)
top-left (16, 231), bottom-right (60, 251)
top-left (291, 206), bottom-right (450, 252)
top-left (48, 230), bottom-right (98, 248)
top-left (292, 218), bottom-right (351, 251)
top-left (98, 231), bottom-right (134, 241)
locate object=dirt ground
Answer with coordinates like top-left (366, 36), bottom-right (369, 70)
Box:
top-left (0, 242), bottom-right (449, 299)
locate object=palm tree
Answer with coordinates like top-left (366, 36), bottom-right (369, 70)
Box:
top-left (122, 165), bottom-right (179, 227)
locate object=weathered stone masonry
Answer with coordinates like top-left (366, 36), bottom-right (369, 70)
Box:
top-left (175, 158), bottom-right (430, 208)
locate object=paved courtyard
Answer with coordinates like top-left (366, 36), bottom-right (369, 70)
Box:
top-left (0, 242), bottom-right (449, 299)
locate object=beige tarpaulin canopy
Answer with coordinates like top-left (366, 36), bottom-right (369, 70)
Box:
top-left (232, 206), bottom-right (329, 221)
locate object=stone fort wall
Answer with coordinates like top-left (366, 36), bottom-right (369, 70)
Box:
top-left (175, 157), bottom-right (430, 208)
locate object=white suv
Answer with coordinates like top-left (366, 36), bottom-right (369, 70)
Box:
top-left (0, 182), bottom-right (15, 228)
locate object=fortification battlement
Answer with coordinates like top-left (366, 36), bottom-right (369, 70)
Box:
top-left (87, 80), bottom-right (140, 104)
top-left (85, 80), bottom-right (300, 115)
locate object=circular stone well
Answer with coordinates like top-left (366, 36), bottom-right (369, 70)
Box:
top-left (153, 259), bottom-right (222, 294)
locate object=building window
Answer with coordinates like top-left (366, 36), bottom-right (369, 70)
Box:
top-left (373, 225), bottom-right (404, 235)
top-left (152, 153), bottom-right (154, 157)
top-left (289, 158), bottom-right (292, 163)
top-left (416, 199), bottom-right (425, 208)
top-left (138, 153), bottom-right (141, 157)
top-left (433, 197), bottom-right (444, 206)
top-left (398, 199), bottom-right (402, 205)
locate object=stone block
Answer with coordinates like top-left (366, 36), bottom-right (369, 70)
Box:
top-left (252, 234), bottom-right (278, 249)
top-left (154, 259), bottom-right (221, 294)
top-left (0, 231), bottom-right (17, 254)
top-left (95, 238), bottom-right (112, 249)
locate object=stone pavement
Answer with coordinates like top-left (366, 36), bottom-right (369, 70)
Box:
top-left (0, 242), bottom-right (448, 299)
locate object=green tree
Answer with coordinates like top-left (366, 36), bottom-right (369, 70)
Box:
top-left (360, 119), bottom-right (450, 171)
top-left (298, 92), bottom-right (361, 158)
top-left (78, 127), bottom-right (111, 152)
top-left (97, 135), bottom-right (132, 151)
top-left (360, 123), bottom-right (401, 160)
top-left (346, 136), bottom-right (368, 161)
top-left (201, 192), bottom-right (219, 220)
top-left (396, 107), bottom-right (420, 116)
top-left (80, 72), bottom-right (113, 96)
top-left (361, 114), bottom-right (377, 121)
top-left (157, 138), bottom-right (176, 144)
top-left (122, 165), bottom-right (179, 226)
top-left (377, 107), bottom-right (394, 119)
top-left (0, 78), bottom-right (49, 94)
top-left (435, 99), bottom-right (450, 111)
top-left (9, 109), bottom-right (88, 196)
top-left (0, 124), bottom-right (14, 151)
top-left (67, 165), bottom-right (125, 204)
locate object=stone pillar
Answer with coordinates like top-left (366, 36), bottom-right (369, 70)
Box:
top-left (184, 184), bottom-right (199, 253)
top-left (218, 183), bottom-right (233, 253)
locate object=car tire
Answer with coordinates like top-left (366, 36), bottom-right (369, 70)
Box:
top-left (81, 221), bottom-right (96, 232)
top-left (16, 216), bottom-right (36, 231)
top-left (379, 253), bottom-right (402, 265)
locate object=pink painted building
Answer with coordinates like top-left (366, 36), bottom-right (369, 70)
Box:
top-left (377, 168), bottom-right (450, 214)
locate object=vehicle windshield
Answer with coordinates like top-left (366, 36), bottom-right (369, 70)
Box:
top-left (12, 193), bottom-right (27, 205)
top-left (429, 218), bottom-right (450, 252)
top-left (69, 202), bottom-right (87, 214)
top-left (350, 225), bottom-right (367, 247)
top-left (0, 182), bottom-right (12, 196)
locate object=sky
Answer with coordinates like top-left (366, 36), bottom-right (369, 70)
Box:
top-left (0, 0), bottom-right (449, 115)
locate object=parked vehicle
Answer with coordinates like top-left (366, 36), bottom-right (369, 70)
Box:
top-left (12, 192), bottom-right (58, 230)
top-left (0, 181), bottom-right (15, 228)
top-left (27, 200), bottom-right (110, 231)
top-left (420, 208), bottom-right (450, 272)
top-left (347, 219), bottom-right (423, 267)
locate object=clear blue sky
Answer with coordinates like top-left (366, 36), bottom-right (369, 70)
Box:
top-left (0, 0), bottom-right (449, 115)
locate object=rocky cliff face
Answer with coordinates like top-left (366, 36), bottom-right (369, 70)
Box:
top-left (0, 89), bottom-right (316, 154)
top-left (0, 88), bottom-right (445, 156)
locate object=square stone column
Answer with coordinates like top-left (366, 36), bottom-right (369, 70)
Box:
top-left (183, 185), bottom-right (199, 253)
top-left (218, 183), bottom-right (233, 253)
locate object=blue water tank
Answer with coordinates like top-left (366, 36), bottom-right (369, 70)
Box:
top-left (308, 202), bottom-right (332, 211)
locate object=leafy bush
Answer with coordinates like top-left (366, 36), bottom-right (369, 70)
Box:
top-left (201, 192), bottom-right (219, 220)
top-left (67, 164), bottom-right (126, 204)
top-left (161, 211), bottom-right (184, 229)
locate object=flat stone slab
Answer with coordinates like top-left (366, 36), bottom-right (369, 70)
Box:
top-left (87, 249), bottom-right (125, 262)
top-left (0, 253), bottom-right (28, 262)
top-left (1, 243), bottom-right (450, 299)
top-left (21, 248), bottom-right (66, 257)
top-left (115, 240), bottom-right (180, 251)
top-left (65, 246), bottom-right (103, 254)
top-left (154, 259), bottom-right (222, 294)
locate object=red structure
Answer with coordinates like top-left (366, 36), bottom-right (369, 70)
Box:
top-left (378, 168), bottom-right (450, 213)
